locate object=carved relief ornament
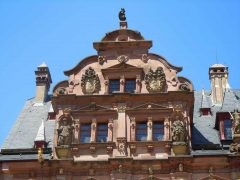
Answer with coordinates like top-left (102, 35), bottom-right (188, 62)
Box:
top-left (145, 67), bottom-right (166, 92)
top-left (55, 87), bottom-right (67, 96)
top-left (81, 67), bottom-right (100, 94)
top-left (98, 56), bottom-right (106, 65)
top-left (171, 118), bottom-right (187, 142)
top-left (117, 55), bottom-right (129, 64)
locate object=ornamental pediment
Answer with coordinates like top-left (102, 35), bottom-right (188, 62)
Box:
top-left (101, 62), bottom-right (143, 74)
top-left (76, 102), bottom-right (113, 112)
top-left (128, 102), bottom-right (172, 111)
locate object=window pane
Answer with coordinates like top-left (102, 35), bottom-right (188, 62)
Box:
top-left (125, 79), bottom-right (136, 93)
top-left (109, 79), bottom-right (120, 93)
top-left (80, 124), bottom-right (91, 143)
top-left (224, 119), bottom-right (232, 140)
top-left (97, 123), bottom-right (108, 142)
top-left (153, 122), bottom-right (164, 141)
top-left (136, 123), bottom-right (147, 141)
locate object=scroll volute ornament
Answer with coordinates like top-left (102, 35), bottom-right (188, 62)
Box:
top-left (145, 67), bottom-right (166, 93)
top-left (81, 67), bottom-right (100, 94)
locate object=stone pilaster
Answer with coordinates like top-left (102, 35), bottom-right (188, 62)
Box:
top-left (147, 117), bottom-right (153, 141)
top-left (130, 117), bottom-right (136, 141)
top-left (135, 75), bottom-right (141, 93)
top-left (104, 77), bottom-right (109, 94)
top-left (107, 118), bottom-right (113, 142)
top-left (90, 118), bottom-right (97, 142)
top-left (73, 119), bottom-right (80, 143)
top-left (164, 117), bottom-right (170, 141)
top-left (120, 75), bottom-right (125, 92)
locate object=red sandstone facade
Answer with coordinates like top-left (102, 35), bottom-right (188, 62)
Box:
top-left (1, 10), bottom-right (240, 180)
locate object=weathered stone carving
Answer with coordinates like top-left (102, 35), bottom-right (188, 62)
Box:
top-left (98, 56), bottom-right (106, 65)
top-left (117, 137), bottom-right (127, 156)
top-left (232, 110), bottom-right (240, 134)
top-left (171, 118), bottom-right (186, 142)
top-left (118, 8), bottom-right (126, 21)
top-left (179, 83), bottom-right (191, 91)
top-left (145, 67), bottom-right (166, 93)
top-left (117, 55), bottom-right (128, 64)
top-left (55, 87), bottom-right (67, 96)
top-left (69, 79), bottom-right (79, 93)
top-left (230, 142), bottom-right (240, 153)
top-left (81, 67), bottom-right (100, 94)
top-left (142, 54), bottom-right (149, 63)
top-left (57, 117), bottom-right (74, 146)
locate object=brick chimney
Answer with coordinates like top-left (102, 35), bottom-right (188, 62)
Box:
top-left (209, 64), bottom-right (228, 104)
top-left (34, 63), bottom-right (52, 104)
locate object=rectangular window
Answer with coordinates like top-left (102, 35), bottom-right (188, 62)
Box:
top-left (224, 119), bottom-right (232, 140)
top-left (97, 123), bottom-right (108, 142)
top-left (80, 124), bottom-right (91, 143)
top-left (136, 122), bottom-right (147, 141)
top-left (153, 122), bottom-right (164, 141)
top-left (109, 79), bottom-right (120, 93)
top-left (125, 79), bottom-right (136, 93)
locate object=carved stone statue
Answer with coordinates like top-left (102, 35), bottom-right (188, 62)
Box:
top-left (230, 142), bottom-right (240, 153)
top-left (145, 67), bottom-right (166, 93)
top-left (81, 67), bottom-right (100, 94)
top-left (232, 110), bottom-right (240, 134)
top-left (171, 118), bottom-right (186, 142)
top-left (57, 118), bottom-right (74, 146)
top-left (118, 8), bottom-right (126, 21)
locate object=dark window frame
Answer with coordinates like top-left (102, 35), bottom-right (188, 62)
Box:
top-left (80, 123), bottom-right (91, 143)
top-left (125, 79), bottom-right (136, 93)
top-left (153, 121), bottom-right (164, 141)
top-left (96, 123), bottom-right (108, 143)
top-left (109, 79), bottom-right (120, 93)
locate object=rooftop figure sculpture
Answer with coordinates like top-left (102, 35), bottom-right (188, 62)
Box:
top-left (119, 8), bottom-right (126, 21)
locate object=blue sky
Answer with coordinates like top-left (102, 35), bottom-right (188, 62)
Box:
top-left (0, 0), bottom-right (240, 145)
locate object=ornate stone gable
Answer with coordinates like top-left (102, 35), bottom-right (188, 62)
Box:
top-left (81, 67), bottom-right (100, 94)
top-left (145, 67), bottom-right (166, 93)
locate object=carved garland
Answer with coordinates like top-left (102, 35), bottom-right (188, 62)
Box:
top-left (81, 67), bottom-right (100, 94)
top-left (145, 67), bottom-right (166, 93)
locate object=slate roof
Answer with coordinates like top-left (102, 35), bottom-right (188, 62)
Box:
top-left (219, 89), bottom-right (240, 112)
top-left (192, 89), bottom-right (240, 151)
top-left (1, 97), bottom-right (55, 150)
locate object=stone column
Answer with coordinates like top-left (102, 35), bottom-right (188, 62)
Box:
top-left (117, 103), bottom-right (127, 156)
top-left (130, 117), bottom-right (136, 141)
top-left (147, 117), bottom-right (153, 141)
top-left (73, 119), bottom-right (80, 143)
top-left (90, 118), bottom-right (97, 142)
top-left (164, 117), bottom-right (170, 141)
top-left (104, 77), bottom-right (109, 94)
top-left (120, 75), bottom-right (125, 93)
top-left (135, 75), bottom-right (141, 93)
top-left (107, 118), bottom-right (113, 142)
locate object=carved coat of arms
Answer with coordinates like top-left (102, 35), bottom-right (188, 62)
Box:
top-left (81, 67), bottom-right (100, 94)
top-left (145, 67), bottom-right (166, 92)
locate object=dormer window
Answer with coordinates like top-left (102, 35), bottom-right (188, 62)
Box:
top-left (200, 108), bottom-right (211, 116)
top-left (223, 119), bottom-right (232, 140)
